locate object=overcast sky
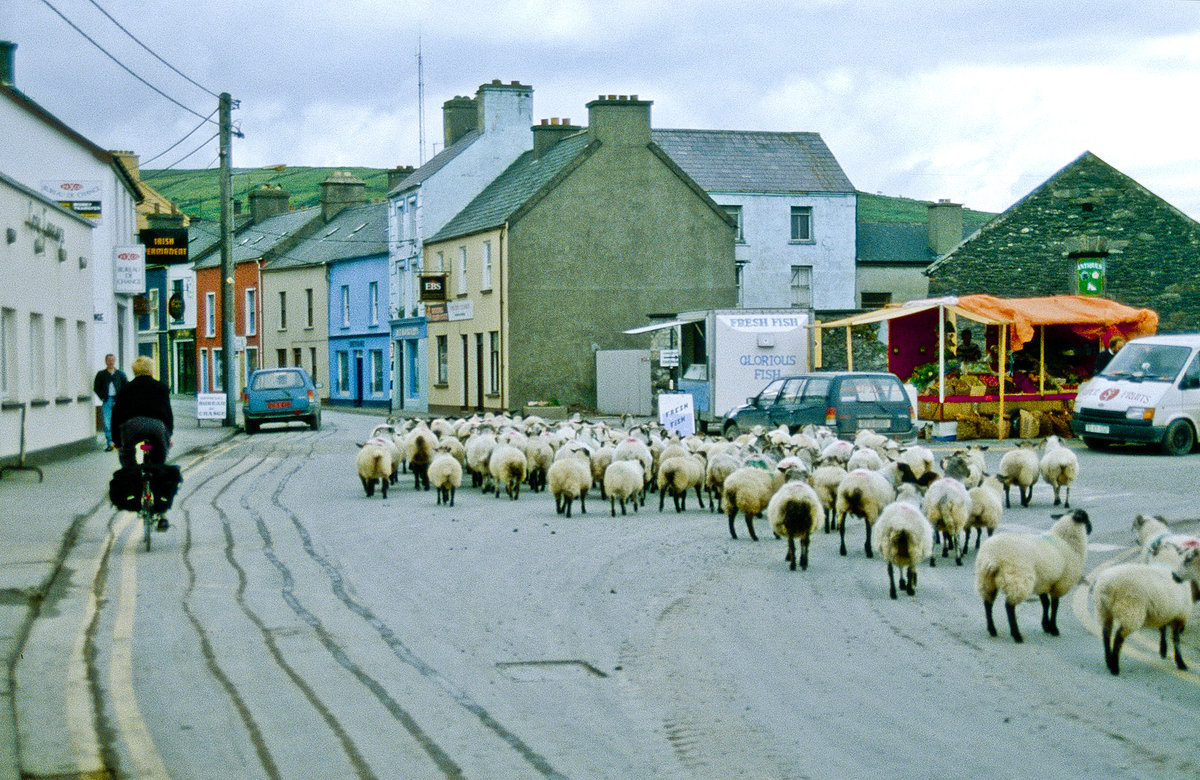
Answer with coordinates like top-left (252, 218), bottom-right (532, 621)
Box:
top-left (3, 0), bottom-right (1199, 217)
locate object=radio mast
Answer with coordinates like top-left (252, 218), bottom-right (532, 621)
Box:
top-left (417, 35), bottom-right (426, 166)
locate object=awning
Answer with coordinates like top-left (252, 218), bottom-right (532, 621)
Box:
top-left (811, 297), bottom-right (1008, 329)
top-left (623, 315), bottom-right (705, 335)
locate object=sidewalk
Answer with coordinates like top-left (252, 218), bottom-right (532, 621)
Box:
top-left (0, 396), bottom-right (237, 779)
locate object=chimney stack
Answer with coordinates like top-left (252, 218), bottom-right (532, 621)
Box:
top-left (0, 41), bottom-right (15, 86)
top-left (927, 199), bottom-right (963, 255)
top-left (531, 117), bottom-right (580, 158)
top-left (320, 171), bottom-right (366, 222)
top-left (249, 185), bottom-right (291, 223)
top-left (111, 150), bottom-right (140, 179)
top-left (387, 165), bottom-right (416, 190)
top-left (586, 94), bottom-right (652, 147)
top-left (442, 95), bottom-right (477, 147)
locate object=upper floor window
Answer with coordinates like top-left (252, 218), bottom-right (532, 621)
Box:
top-left (245, 288), bottom-right (257, 335)
top-left (790, 265), bottom-right (812, 309)
top-left (305, 288), bottom-right (314, 328)
top-left (735, 262), bottom-right (746, 308)
top-left (369, 281), bottom-right (379, 326)
top-left (278, 291), bottom-right (287, 330)
top-left (205, 292), bottom-right (216, 337)
top-left (721, 205), bottom-right (744, 242)
top-left (341, 285), bottom-right (351, 328)
top-left (457, 247), bottom-right (468, 295)
top-left (435, 250), bottom-right (445, 273)
top-left (790, 206), bottom-right (813, 242)
top-left (481, 241), bottom-right (493, 291)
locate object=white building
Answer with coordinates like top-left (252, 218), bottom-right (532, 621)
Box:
top-left (0, 172), bottom-right (96, 461)
top-left (0, 43), bottom-right (142, 379)
top-left (387, 80), bottom-right (534, 411)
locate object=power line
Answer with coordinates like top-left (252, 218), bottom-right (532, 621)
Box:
top-left (156, 131), bottom-right (220, 172)
top-left (36, 0), bottom-right (217, 126)
top-left (140, 109), bottom-right (218, 167)
top-left (83, 0), bottom-right (219, 99)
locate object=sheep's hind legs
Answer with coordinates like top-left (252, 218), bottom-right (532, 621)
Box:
top-left (785, 538), bottom-right (796, 571)
top-left (906, 566), bottom-right (917, 596)
top-left (863, 520), bottom-right (873, 558)
top-left (887, 563), bottom-right (898, 599)
top-left (1006, 601), bottom-right (1024, 643)
top-left (744, 514), bottom-right (759, 541)
top-left (1039, 594), bottom-right (1060, 636)
top-left (1171, 622), bottom-right (1188, 670)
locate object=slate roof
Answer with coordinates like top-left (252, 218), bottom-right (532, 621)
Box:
top-left (267, 201), bottom-right (389, 269)
top-left (193, 206), bottom-right (320, 269)
top-left (650, 129), bottom-right (854, 194)
top-left (430, 133), bottom-right (593, 242)
top-left (856, 222), bottom-right (935, 265)
top-left (387, 130), bottom-right (481, 196)
top-left (186, 219), bottom-right (222, 265)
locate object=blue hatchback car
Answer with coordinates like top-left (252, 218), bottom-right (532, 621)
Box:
top-left (241, 367), bottom-right (321, 434)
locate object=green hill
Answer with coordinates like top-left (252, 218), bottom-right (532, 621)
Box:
top-left (142, 166), bottom-right (396, 221)
top-left (857, 191), bottom-right (996, 229)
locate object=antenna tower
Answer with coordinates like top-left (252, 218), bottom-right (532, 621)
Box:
top-left (417, 35), bottom-right (426, 166)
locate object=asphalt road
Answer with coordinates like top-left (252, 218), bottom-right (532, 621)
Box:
top-left (14, 411), bottom-right (1200, 779)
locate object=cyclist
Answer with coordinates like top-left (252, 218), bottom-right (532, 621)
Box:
top-left (112, 355), bottom-right (174, 530)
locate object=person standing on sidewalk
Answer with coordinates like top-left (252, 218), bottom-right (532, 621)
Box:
top-left (92, 353), bottom-right (127, 451)
top-left (111, 355), bottom-right (173, 469)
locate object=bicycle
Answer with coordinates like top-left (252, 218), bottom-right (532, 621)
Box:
top-left (133, 441), bottom-right (169, 552)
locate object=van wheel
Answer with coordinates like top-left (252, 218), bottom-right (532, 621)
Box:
top-left (1161, 420), bottom-right (1194, 456)
top-left (1082, 437), bottom-right (1108, 451)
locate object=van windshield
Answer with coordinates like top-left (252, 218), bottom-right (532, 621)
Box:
top-left (1103, 343), bottom-right (1191, 382)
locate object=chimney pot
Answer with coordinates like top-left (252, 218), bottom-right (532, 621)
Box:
top-left (492, 79), bottom-right (502, 85)
top-left (0, 41), bottom-right (14, 86)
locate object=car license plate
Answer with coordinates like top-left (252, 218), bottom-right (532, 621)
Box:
top-left (1084, 423), bottom-right (1109, 434)
top-left (267, 400), bottom-right (291, 409)
top-left (858, 418), bottom-right (890, 430)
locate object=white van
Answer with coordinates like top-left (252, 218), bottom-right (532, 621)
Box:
top-left (1072, 334), bottom-right (1200, 455)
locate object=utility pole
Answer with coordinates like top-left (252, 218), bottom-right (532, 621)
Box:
top-left (218, 92), bottom-right (236, 426)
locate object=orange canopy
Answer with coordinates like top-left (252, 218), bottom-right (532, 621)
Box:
top-left (954, 294), bottom-right (1158, 351)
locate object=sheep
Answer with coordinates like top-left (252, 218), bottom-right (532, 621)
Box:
top-left (590, 445), bottom-right (615, 499)
top-left (923, 476), bottom-right (972, 566)
top-left (820, 438), bottom-right (854, 465)
top-left (523, 437), bottom-right (555, 493)
top-left (896, 445), bottom-right (937, 486)
top-left (974, 508), bottom-right (1092, 642)
top-left (1093, 561), bottom-right (1194, 675)
top-left (614, 437), bottom-right (655, 493)
top-left (657, 453), bottom-right (707, 512)
top-left (428, 452), bottom-right (463, 507)
top-left (768, 480), bottom-right (823, 571)
top-left (368, 423), bottom-right (403, 484)
top-left (436, 434), bottom-right (467, 467)
top-left (998, 441), bottom-right (1040, 507)
top-left (704, 451), bottom-right (741, 512)
top-left (488, 444), bottom-right (528, 500)
top-left (604, 460), bottom-right (645, 516)
top-left (465, 432), bottom-right (497, 488)
top-left (355, 438), bottom-right (394, 498)
top-left (405, 426), bottom-right (437, 492)
top-left (965, 475), bottom-right (1004, 551)
top-left (811, 464), bottom-right (848, 533)
top-left (854, 428), bottom-right (890, 456)
top-left (721, 465), bottom-right (781, 541)
top-left (846, 447), bottom-right (884, 472)
top-left (1132, 513), bottom-right (1200, 567)
top-left (548, 456), bottom-right (592, 517)
top-left (1039, 435), bottom-right (1079, 508)
top-left (873, 484), bottom-right (935, 599)
top-left (835, 468), bottom-right (895, 558)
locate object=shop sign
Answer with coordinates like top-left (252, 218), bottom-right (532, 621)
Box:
top-left (447, 300), bottom-right (473, 322)
top-left (113, 246), bottom-right (145, 293)
top-left (1077, 259), bottom-right (1105, 296)
top-left (658, 393), bottom-right (695, 436)
top-left (139, 228), bottom-right (189, 265)
top-left (167, 292), bottom-right (185, 322)
top-left (426, 303), bottom-right (448, 322)
top-left (41, 180), bottom-right (103, 222)
top-left (420, 274), bottom-right (447, 301)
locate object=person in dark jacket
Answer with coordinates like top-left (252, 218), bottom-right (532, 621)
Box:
top-left (112, 355), bottom-right (173, 470)
top-left (1094, 336), bottom-right (1125, 375)
top-left (93, 353), bottom-right (128, 451)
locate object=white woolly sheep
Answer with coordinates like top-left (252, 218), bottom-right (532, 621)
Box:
top-left (465, 432), bottom-right (497, 489)
top-left (975, 508), bottom-right (1092, 642)
top-left (604, 460), bottom-right (645, 516)
top-left (355, 438), bottom-right (394, 498)
top-left (835, 468), bottom-right (896, 558)
top-left (548, 456), bottom-right (592, 517)
top-left (405, 426), bottom-right (438, 492)
top-left (811, 464), bottom-right (848, 533)
top-left (965, 475), bottom-right (1004, 552)
top-left (820, 438), bottom-right (854, 465)
top-left (721, 465), bottom-right (780, 541)
top-left (590, 444), bottom-right (615, 499)
top-left (873, 484), bottom-right (935, 599)
top-left (853, 428), bottom-right (890, 456)
top-left (896, 445), bottom-right (937, 486)
top-left (436, 435), bottom-right (466, 467)
top-left (1039, 435), bottom-right (1079, 508)
top-left (657, 453), bottom-right (707, 512)
top-left (488, 444), bottom-right (528, 500)
top-left (614, 437), bottom-right (655, 493)
top-left (523, 437), bottom-right (555, 493)
top-left (998, 441), bottom-right (1040, 508)
top-left (428, 452), bottom-right (463, 507)
top-left (846, 447), bottom-right (884, 472)
top-left (368, 423), bottom-right (403, 484)
top-left (1132, 513), bottom-right (1200, 568)
top-left (705, 451), bottom-right (741, 513)
top-left (768, 480), bottom-right (823, 571)
top-left (1093, 561), bottom-right (1194, 675)
top-left (923, 476), bottom-right (972, 566)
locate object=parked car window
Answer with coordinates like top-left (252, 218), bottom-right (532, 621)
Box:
top-left (251, 370), bottom-right (304, 390)
top-left (756, 378), bottom-right (786, 406)
top-left (802, 377), bottom-right (831, 401)
top-left (779, 378), bottom-right (804, 403)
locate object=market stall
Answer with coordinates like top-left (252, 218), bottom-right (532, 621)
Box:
top-left (812, 295), bottom-right (1158, 438)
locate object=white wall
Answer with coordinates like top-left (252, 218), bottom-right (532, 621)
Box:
top-left (717, 191), bottom-right (858, 311)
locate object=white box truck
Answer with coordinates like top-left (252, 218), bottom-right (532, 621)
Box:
top-left (626, 309), bottom-right (810, 431)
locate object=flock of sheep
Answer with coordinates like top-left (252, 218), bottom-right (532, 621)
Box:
top-left (352, 413), bottom-right (1200, 678)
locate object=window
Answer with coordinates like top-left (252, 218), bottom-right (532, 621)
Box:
top-left (205, 292), bottom-right (216, 337)
top-left (309, 348), bottom-right (318, 386)
top-left (277, 349), bottom-right (287, 367)
top-left (0, 308), bottom-right (15, 399)
top-left (369, 281), bottom-right (379, 326)
top-left (213, 347), bottom-right (224, 389)
top-left (436, 335), bottom-right (448, 384)
top-left (54, 318), bottom-right (68, 395)
top-left (305, 288), bottom-right (314, 328)
top-left (489, 331), bottom-right (500, 394)
top-left (790, 265), bottom-right (813, 309)
top-left (293, 348), bottom-right (302, 367)
top-left (279, 291), bottom-right (287, 329)
top-left (435, 251), bottom-right (445, 273)
top-left (861, 292), bottom-right (892, 310)
top-left (371, 349), bottom-right (384, 394)
top-left (199, 347), bottom-right (208, 392)
top-left (170, 279), bottom-right (185, 325)
top-left (735, 262), bottom-right (746, 308)
top-left (76, 321), bottom-right (88, 394)
top-left (721, 205), bottom-right (744, 242)
top-left (139, 289), bottom-right (159, 332)
top-left (341, 285), bottom-right (350, 328)
top-left (337, 351), bottom-right (349, 393)
top-left (790, 206), bottom-right (813, 242)
top-left (29, 313), bottom-right (44, 399)
top-left (245, 288), bottom-right (257, 335)
top-left (457, 247), bottom-right (467, 295)
top-left (481, 241), bottom-right (492, 291)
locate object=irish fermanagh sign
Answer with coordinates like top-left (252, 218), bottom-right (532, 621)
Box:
top-left (139, 228), bottom-right (189, 265)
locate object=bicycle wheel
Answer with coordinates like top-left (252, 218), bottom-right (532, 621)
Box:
top-left (143, 513), bottom-right (152, 551)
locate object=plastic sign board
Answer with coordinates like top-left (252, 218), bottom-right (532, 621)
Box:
top-left (139, 228), bottom-right (189, 265)
top-left (659, 348), bottom-right (680, 367)
top-left (196, 393), bottom-right (226, 420)
top-left (420, 274), bottom-right (447, 301)
top-left (1077, 258), bottom-right (1105, 296)
top-left (658, 393), bottom-right (695, 436)
top-left (41, 180), bottom-right (103, 222)
top-left (112, 246), bottom-right (146, 293)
